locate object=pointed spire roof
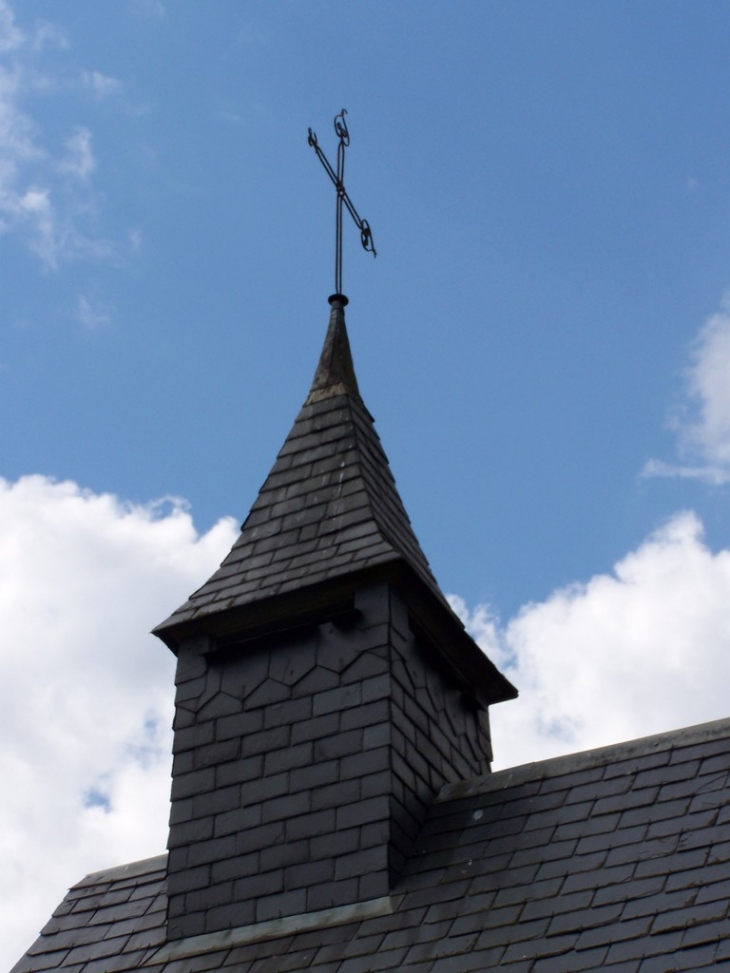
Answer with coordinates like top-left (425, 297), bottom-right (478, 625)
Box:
top-left (155, 295), bottom-right (449, 638)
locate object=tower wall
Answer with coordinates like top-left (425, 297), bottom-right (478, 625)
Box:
top-left (166, 583), bottom-right (492, 939)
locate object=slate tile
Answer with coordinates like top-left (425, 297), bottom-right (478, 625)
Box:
top-left (163, 949), bottom-right (231, 971)
top-left (540, 798), bottom-right (595, 828)
top-left (211, 852), bottom-right (260, 883)
top-left (594, 873), bottom-right (666, 907)
top-left (284, 808), bottom-right (335, 841)
top-left (695, 873), bottom-right (730, 905)
top-left (503, 931), bottom-right (579, 963)
top-left (576, 915), bottom-right (652, 950)
top-left (124, 924), bottom-right (167, 951)
top-left (669, 941), bottom-right (721, 970)
top-left (511, 837), bottom-right (578, 871)
top-left (26, 925), bottom-right (112, 953)
top-left (82, 950), bottom-right (152, 973)
top-left (64, 935), bottom-right (131, 964)
top-left (336, 795), bottom-right (390, 830)
top-left (709, 837), bottom-right (730, 860)
top-left (652, 898), bottom-right (729, 934)
top-left (193, 782), bottom-right (241, 815)
top-left (532, 945), bottom-right (608, 972)
top-left (445, 895), bottom-right (498, 937)
top-left (619, 797), bottom-right (691, 829)
top-left (546, 901), bottom-right (623, 936)
top-left (11, 954), bottom-right (75, 973)
top-left (607, 928), bottom-right (683, 963)
top-left (681, 917), bottom-right (730, 949)
top-left (476, 916), bottom-right (550, 949)
top-left (408, 932), bottom-right (480, 964)
top-left (620, 888), bottom-right (697, 922)
top-left (347, 947), bottom-right (413, 973)
top-left (187, 834), bottom-right (237, 867)
top-left (167, 816), bottom-right (214, 848)
top-left (671, 736), bottom-right (730, 764)
top-left (340, 698), bottom-right (390, 731)
top-left (647, 806), bottom-right (717, 840)
top-left (215, 755), bottom-right (263, 786)
top-left (521, 888), bottom-right (594, 922)
top-left (648, 845), bottom-right (709, 886)
top-left (613, 834), bottom-right (680, 868)
top-left (595, 786), bottom-right (660, 816)
top-left (661, 771), bottom-right (726, 803)
top-left (339, 932), bottom-right (387, 959)
top-left (306, 877), bottom-right (359, 912)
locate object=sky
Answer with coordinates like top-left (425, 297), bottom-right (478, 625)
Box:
top-left (3, 0), bottom-right (730, 965)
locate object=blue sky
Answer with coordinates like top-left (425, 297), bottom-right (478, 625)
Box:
top-left (5, 0), bottom-right (730, 614)
top-left (4, 1), bottom-right (730, 966)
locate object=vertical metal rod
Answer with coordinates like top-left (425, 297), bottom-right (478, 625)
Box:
top-left (335, 113), bottom-right (347, 295)
top-left (307, 109), bottom-right (376, 297)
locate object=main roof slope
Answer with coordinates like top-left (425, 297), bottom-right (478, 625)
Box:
top-left (15, 717), bottom-right (730, 973)
top-left (155, 297), bottom-right (449, 638)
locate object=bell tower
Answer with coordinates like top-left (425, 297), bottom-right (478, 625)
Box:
top-left (154, 295), bottom-right (516, 940)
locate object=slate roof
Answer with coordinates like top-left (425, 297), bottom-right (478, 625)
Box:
top-left (155, 296), bottom-right (451, 640)
top-left (15, 716), bottom-right (730, 973)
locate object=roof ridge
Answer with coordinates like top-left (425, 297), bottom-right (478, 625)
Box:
top-left (73, 853), bottom-right (169, 888)
top-left (436, 715), bottom-right (730, 803)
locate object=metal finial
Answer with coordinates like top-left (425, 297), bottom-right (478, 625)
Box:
top-left (307, 109), bottom-right (376, 297)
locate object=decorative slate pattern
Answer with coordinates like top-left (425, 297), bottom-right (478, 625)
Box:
top-left (15, 718), bottom-right (730, 973)
top-left (155, 301), bottom-right (448, 636)
top-left (166, 584), bottom-right (492, 940)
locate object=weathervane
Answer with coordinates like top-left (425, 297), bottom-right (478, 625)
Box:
top-left (308, 109), bottom-right (376, 298)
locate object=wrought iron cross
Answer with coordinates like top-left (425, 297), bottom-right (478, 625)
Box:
top-left (308, 109), bottom-right (376, 297)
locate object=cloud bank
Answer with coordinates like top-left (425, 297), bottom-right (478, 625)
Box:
top-left (452, 510), bottom-right (730, 770)
top-left (0, 475), bottom-right (237, 969)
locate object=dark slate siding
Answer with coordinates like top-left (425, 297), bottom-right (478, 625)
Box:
top-left (167, 590), bottom-right (394, 938)
top-left (386, 594), bottom-right (491, 878)
top-left (166, 582), bottom-right (491, 940)
top-left (15, 718), bottom-right (730, 973)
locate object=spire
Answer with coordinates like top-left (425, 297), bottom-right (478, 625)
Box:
top-left (307, 294), bottom-right (359, 401)
top-left (154, 297), bottom-right (449, 640)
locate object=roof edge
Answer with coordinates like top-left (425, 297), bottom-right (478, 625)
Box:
top-left (152, 559), bottom-right (517, 705)
top-left (71, 853), bottom-right (168, 888)
top-left (437, 715), bottom-right (730, 803)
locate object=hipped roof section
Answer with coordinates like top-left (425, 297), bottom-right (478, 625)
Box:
top-left (155, 297), bottom-right (453, 640)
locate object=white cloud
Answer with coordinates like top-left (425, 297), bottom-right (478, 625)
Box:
top-left (0, 0), bottom-right (23, 53)
top-left (0, 475), bottom-right (237, 971)
top-left (452, 509), bottom-right (730, 771)
top-left (645, 303), bottom-right (730, 484)
top-left (0, 3), bottom-right (125, 268)
top-left (75, 293), bottom-right (112, 330)
top-left (82, 70), bottom-right (123, 100)
top-left (130, 0), bottom-right (166, 19)
top-left (59, 127), bottom-right (96, 181)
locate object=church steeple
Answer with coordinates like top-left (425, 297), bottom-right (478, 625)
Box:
top-left (154, 295), bottom-right (457, 642)
top-left (155, 298), bottom-right (516, 942)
